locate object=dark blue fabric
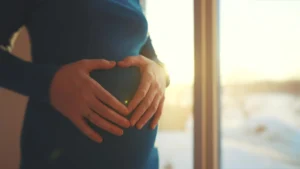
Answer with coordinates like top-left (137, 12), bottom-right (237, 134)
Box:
top-left (0, 0), bottom-right (161, 168)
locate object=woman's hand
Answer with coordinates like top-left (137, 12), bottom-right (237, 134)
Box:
top-left (118, 55), bottom-right (166, 130)
top-left (50, 59), bottom-right (130, 143)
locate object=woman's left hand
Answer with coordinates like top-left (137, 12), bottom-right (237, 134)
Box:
top-left (118, 55), bottom-right (166, 130)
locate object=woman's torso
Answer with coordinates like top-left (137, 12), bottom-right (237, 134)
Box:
top-left (21, 0), bottom-right (158, 169)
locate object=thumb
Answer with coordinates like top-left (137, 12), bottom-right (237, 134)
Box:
top-left (118, 56), bottom-right (143, 68)
top-left (82, 59), bottom-right (116, 71)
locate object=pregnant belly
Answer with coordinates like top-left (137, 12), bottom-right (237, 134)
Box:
top-left (89, 66), bottom-right (141, 109)
top-left (23, 67), bottom-right (158, 169)
top-left (82, 67), bottom-right (158, 168)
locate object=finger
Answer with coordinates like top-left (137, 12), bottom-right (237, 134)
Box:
top-left (127, 73), bottom-right (152, 112)
top-left (89, 97), bottom-right (130, 128)
top-left (80, 59), bottom-right (116, 72)
top-left (85, 111), bottom-right (124, 136)
top-left (150, 97), bottom-right (165, 130)
top-left (130, 85), bottom-right (157, 126)
top-left (90, 79), bottom-right (129, 115)
top-left (72, 117), bottom-right (103, 143)
top-left (118, 56), bottom-right (144, 68)
top-left (136, 94), bottom-right (162, 130)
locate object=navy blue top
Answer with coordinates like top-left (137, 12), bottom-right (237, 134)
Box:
top-left (0, 0), bottom-right (165, 169)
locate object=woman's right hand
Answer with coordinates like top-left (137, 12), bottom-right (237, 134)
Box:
top-left (49, 59), bottom-right (130, 143)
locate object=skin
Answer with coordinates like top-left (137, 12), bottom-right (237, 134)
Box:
top-left (50, 56), bottom-right (166, 143)
top-left (118, 55), bottom-right (166, 130)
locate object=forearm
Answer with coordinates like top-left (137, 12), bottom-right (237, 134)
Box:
top-left (140, 37), bottom-right (160, 62)
top-left (0, 49), bottom-right (59, 102)
top-left (140, 37), bottom-right (170, 87)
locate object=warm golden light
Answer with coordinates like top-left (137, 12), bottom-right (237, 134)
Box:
top-left (146, 0), bottom-right (194, 85)
top-left (147, 0), bottom-right (300, 86)
top-left (220, 0), bottom-right (300, 85)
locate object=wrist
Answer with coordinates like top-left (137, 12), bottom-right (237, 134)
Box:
top-left (154, 60), bottom-right (170, 88)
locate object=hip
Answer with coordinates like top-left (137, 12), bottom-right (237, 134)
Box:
top-left (21, 105), bottom-right (158, 169)
top-left (21, 67), bottom-right (157, 168)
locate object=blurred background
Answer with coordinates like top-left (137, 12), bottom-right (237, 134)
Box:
top-left (145, 0), bottom-right (300, 169)
top-left (219, 1), bottom-right (300, 169)
top-left (1, 0), bottom-right (300, 169)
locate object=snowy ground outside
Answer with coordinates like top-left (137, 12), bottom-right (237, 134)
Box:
top-left (155, 93), bottom-right (300, 169)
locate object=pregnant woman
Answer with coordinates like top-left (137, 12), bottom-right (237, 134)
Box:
top-left (0, 0), bottom-right (170, 169)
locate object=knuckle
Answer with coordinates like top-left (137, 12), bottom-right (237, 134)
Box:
top-left (147, 71), bottom-right (155, 77)
top-left (153, 83), bottom-right (159, 88)
top-left (139, 90), bottom-right (148, 97)
top-left (150, 72), bottom-right (155, 78)
top-left (145, 99), bottom-right (152, 106)
top-left (137, 110), bottom-right (145, 118)
top-left (144, 71), bottom-right (152, 77)
top-left (80, 59), bottom-right (89, 66)
top-left (150, 106), bottom-right (157, 112)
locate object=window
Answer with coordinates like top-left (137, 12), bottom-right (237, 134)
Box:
top-left (220, 0), bottom-right (300, 169)
top-left (144, 0), bottom-right (195, 169)
top-left (145, 0), bottom-right (300, 169)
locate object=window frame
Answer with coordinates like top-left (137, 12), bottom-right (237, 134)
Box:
top-left (141, 0), bottom-right (220, 168)
top-left (194, 0), bottom-right (220, 169)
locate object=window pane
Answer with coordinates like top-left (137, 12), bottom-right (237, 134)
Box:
top-left (220, 1), bottom-right (300, 169)
top-left (145, 0), bottom-right (194, 169)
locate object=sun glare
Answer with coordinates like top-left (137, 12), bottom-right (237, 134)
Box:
top-left (146, 0), bottom-right (194, 85)
top-left (147, 0), bottom-right (300, 86)
top-left (220, 0), bottom-right (300, 85)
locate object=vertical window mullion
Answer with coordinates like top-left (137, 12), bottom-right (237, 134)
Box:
top-left (194, 0), bottom-right (219, 169)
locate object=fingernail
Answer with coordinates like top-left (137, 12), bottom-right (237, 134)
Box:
top-left (96, 136), bottom-right (103, 143)
top-left (127, 106), bottom-right (132, 112)
top-left (124, 120), bottom-right (131, 128)
top-left (118, 130), bottom-right (124, 136)
top-left (124, 109), bottom-right (130, 115)
top-left (151, 124), bottom-right (156, 130)
top-left (137, 124), bottom-right (143, 130)
top-left (131, 121), bottom-right (136, 127)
